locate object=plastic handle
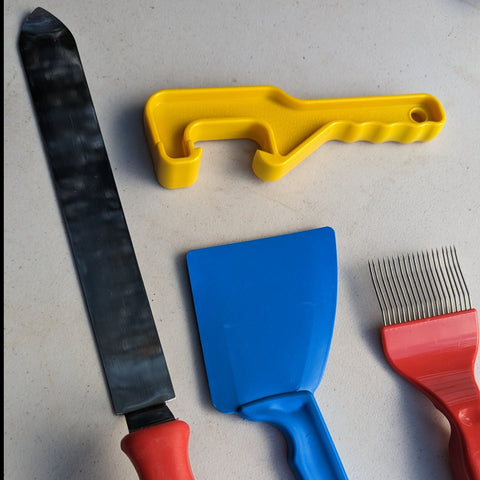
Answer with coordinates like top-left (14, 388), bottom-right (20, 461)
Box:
top-left (144, 86), bottom-right (445, 188)
top-left (239, 391), bottom-right (348, 480)
top-left (382, 309), bottom-right (480, 480)
top-left (448, 401), bottom-right (480, 480)
top-left (121, 419), bottom-right (194, 480)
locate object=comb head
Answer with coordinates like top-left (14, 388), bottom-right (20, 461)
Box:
top-left (369, 247), bottom-right (471, 326)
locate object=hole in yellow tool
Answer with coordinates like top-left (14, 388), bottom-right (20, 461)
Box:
top-left (144, 86), bottom-right (445, 189)
top-left (409, 107), bottom-right (429, 123)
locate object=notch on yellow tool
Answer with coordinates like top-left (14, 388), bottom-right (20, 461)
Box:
top-left (144, 86), bottom-right (445, 189)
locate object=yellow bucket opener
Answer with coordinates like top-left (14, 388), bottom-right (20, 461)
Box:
top-left (144, 86), bottom-right (445, 189)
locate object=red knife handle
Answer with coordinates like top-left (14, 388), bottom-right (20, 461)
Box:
top-left (121, 419), bottom-right (194, 480)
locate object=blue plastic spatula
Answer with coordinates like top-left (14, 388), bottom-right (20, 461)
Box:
top-left (186, 227), bottom-right (347, 480)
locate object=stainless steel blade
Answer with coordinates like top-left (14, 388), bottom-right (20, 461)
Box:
top-left (19, 7), bottom-right (175, 416)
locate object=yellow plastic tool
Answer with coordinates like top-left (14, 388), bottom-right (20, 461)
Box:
top-left (144, 86), bottom-right (445, 188)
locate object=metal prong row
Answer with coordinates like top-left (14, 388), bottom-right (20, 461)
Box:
top-left (369, 247), bottom-right (471, 326)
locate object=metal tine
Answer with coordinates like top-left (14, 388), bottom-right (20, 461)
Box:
top-left (416, 252), bottom-right (431, 317)
top-left (368, 260), bottom-right (385, 324)
top-left (432, 249), bottom-right (449, 315)
top-left (422, 250), bottom-right (441, 317)
top-left (406, 254), bottom-right (425, 320)
top-left (452, 246), bottom-right (472, 310)
top-left (370, 259), bottom-right (397, 326)
top-left (447, 246), bottom-right (464, 311)
top-left (370, 254), bottom-right (425, 325)
top-left (390, 256), bottom-right (410, 322)
top-left (448, 246), bottom-right (464, 311)
top-left (420, 251), bottom-right (436, 316)
top-left (396, 255), bottom-right (415, 322)
top-left (384, 258), bottom-right (400, 324)
top-left (417, 251), bottom-right (435, 318)
top-left (380, 258), bottom-right (397, 325)
top-left (384, 258), bottom-right (398, 323)
top-left (408, 253), bottom-right (428, 319)
top-left (370, 246), bottom-right (471, 325)
top-left (385, 258), bottom-right (403, 324)
top-left (399, 254), bottom-right (420, 321)
top-left (439, 248), bottom-right (455, 313)
top-left (442, 247), bottom-right (461, 312)
top-left (369, 260), bottom-right (389, 326)
top-left (430, 249), bottom-right (445, 315)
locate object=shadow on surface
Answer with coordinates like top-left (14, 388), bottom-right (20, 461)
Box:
top-left (31, 426), bottom-right (113, 480)
top-left (111, 101), bottom-right (159, 186)
top-left (174, 252), bottom-right (213, 410)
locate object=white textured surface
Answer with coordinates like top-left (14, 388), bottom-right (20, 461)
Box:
top-left (4, 1), bottom-right (480, 479)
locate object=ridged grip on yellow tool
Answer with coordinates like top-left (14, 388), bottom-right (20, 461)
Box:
top-left (144, 86), bottom-right (445, 188)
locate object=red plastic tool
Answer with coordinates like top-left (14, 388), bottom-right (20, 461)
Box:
top-left (369, 248), bottom-right (480, 480)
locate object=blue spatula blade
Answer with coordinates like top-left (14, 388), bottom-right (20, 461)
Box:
top-left (187, 227), bottom-right (337, 414)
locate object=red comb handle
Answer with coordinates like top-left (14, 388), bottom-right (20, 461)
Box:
top-left (121, 419), bottom-right (194, 480)
top-left (382, 309), bottom-right (480, 480)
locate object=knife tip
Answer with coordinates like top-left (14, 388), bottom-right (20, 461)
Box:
top-left (20, 7), bottom-right (65, 36)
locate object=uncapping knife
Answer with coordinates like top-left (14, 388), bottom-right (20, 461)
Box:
top-left (19, 8), bottom-right (194, 479)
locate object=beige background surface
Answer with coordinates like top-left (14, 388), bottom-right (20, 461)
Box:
top-left (4, 1), bottom-right (480, 479)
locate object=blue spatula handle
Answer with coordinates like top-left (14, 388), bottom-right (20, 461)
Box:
top-left (239, 391), bottom-right (348, 480)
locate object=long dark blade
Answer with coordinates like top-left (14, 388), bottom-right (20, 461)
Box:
top-left (19, 7), bottom-right (175, 416)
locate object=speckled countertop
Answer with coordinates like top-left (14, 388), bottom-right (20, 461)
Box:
top-left (4, 1), bottom-right (480, 479)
